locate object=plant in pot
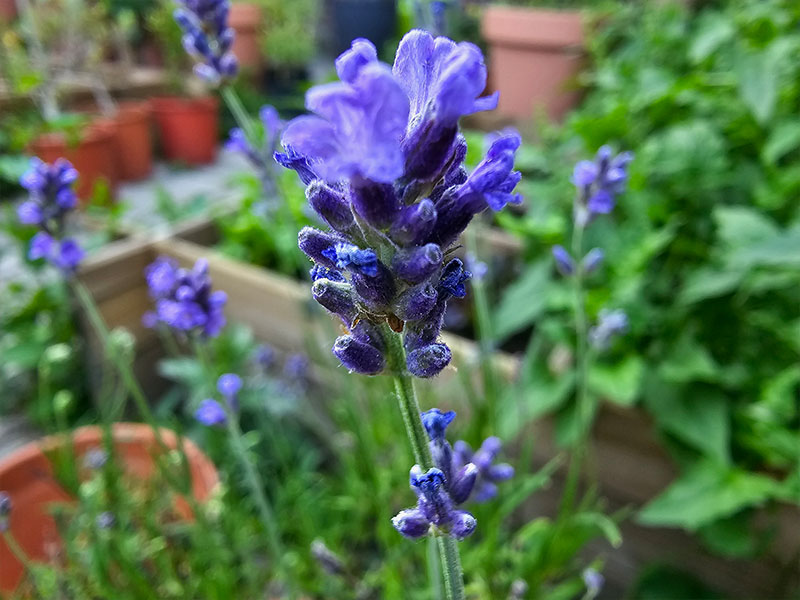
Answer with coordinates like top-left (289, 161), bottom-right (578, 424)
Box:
top-left (229, 0), bottom-right (264, 73)
top-left (481, 0), bottom-right (588, 121)
top-left (147, 0), bottom-right (222, 166)
top-left (255, 0), bottom-right (318, 101)
top-left (13, 0), bottom-right (122, 201)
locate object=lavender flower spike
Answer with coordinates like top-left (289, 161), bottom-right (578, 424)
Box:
top-left (144, 257), bottom-right (227, 338)
top-left (174, 0), bottom-right (238, 84)
top-left (392, 467), bottom-right (477, 540)
top-left (573, 146), bottom-right (633, 225)
top-left (453, 436), bottom-right (515, 503)
top-left (279, 31), bottom-right (521, 378)
top-left (18, 158), bottom-right (84, 274)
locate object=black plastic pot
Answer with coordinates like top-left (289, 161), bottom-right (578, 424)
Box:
top-left (332, 0), bottom-right (398, 55)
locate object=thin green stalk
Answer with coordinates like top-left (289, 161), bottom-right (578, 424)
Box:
top-left (559, 219), bottom-right (590, 518)
top-left (221, 86), bottom-right (258, 145)
top-left (2, 530), bottom-right (40, 592)
top-left (191, 338), bottom-right (292, 598)
top-left (70, 280), bottom-right (167, 452)
top-left (382, 324), bottom-right (466, 600)
top-left (427, 536), bottom-right (444, 600)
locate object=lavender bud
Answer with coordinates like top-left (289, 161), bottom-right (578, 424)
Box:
top-left (582, 568), bottom-right (604, 599)
top-left (449, 510), bottom-right (477, 540)
top-left (407, 342), bottom-right (451, 378)
top-left (351, 263), bottom-right (395, 309)
top-left (311, 539), bottom-right (346, 576)
top-left (196, 399), bottom-right (227, 426)
top-left (552, 245), bottom-right (574, 276)
top-left (421, 408), bottom-right (456, 443)
top-left (582, 248), bottom-right (604, 274)
top-left (333, 335), bottom-right (385, 375)
top-left (310, 265), bottom-right (346, 283)
top-left (449, 463), bottom-right (478, 504)
top-left (488, 463), bottom-right (515, 481)
top-left (351, 320), bottom-right (386, 352)
top-left (395, 283), bottom-right (437, 321)
top-left (392, 243), bottom-right (443, 284)
top-left (312, 279), bottom-right (356, 320)
top-left (350, 180), bottom-right (400, 229)
top-left (392, 508), bottom-right (430, 539)
top-left (307, 181), bottom-right (355, 233)
top-left (96, 511), bottom-right (115, 530)
top-left (438, 258), bottom-right (471, 299)
top-left (217, 373), bottom-right (242, 399)
top-left (298, 227), bottom-right (345, 268)
top-left (390, 199), bottom-right (437, 245)
top-left (589, 309), bottom-right (629, 351)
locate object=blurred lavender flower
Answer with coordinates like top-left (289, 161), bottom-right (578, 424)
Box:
top-left (508, 579), bottom-right (529, 600)
top-left (18, 158), bottom-right (84, 273)
top-left (589, 309), bottom-right (628, 351)
top-left (311, 539), bottom-right (345, 576)
top-left (0, 491), bottom-right (11, 533)
top-left (453, 436), bottom-right (514, 502)
top-left (225, 105), bottom-right (284, 196)
top-left (255, 343), bottom-right (276, 370)
top-left (83, 448), bottom-right (108, 470)
top-left (173, 0), bottom-right (238, 84)
top-left (96, 511), bottom-right (116, 530)
top-left (582, 248), bottom-right (604, 274)
top-left (278, 30), bottom-right (521, 379)
top-left (582, 568), bottom-right (604, 599)
top-left (572, 146), bottom-right (633, 227)
top-left (143, 257), bottom-right (227, 338)
top-left (196, 373), bottom-right (242, 426)
top-left (552, 245), bottom-right (575, 276)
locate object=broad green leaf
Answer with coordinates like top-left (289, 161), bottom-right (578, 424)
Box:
top-left (729, 228), bottom-right (800, 269)
top-left (763, 120), bottom-right (800, 164)
top-left (588, 356), bottom-right (644, 406)
top-left (680, 268), bottom-right (741, 304)
top-left (645, 380), bottom-right (729, 463)
top-left (689, 13), bottom-right (734, 63)
top-left (737, 48), bottom-right (778, 125)
top-left (714, 206), bottom-right (778, 248)
top-left (493, 260), bottom-right (551, 340)
top-left (658, 334), bottom-right (718, 384)
top-left (638, 461), bottom-right (781, 530)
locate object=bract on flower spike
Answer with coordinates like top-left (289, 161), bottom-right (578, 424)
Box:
top-left (277, 30), bottom-right (522, 378)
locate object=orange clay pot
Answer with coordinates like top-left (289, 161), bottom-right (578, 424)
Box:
top-left (151, 96), bottom-right (219, 165)
top-left (229, 3), bottom-right (264, 71)
top-left (114, 100), bottom-right (154, 181)
top-left (30, 119), bottom-right (118, 204)
top-left (0, 0), bottom-right (16, 22)
top-left (0, 423), bottom-right (219, 594)
top-left (482, 6), bottom-right (585, 121)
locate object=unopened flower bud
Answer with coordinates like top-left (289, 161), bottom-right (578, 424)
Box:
top-left (394, 284), bottom-right (437, 321)
top-left (333, 335), bottom-right (385, 375)
top-left (307, 181), bottom-right (354, 233)
top-left (582, 248), bottom-right (604, 274)
top-left (393, 244), bottom-right (443, 284)
top-left (407, 343), bottom-right (451, 378)
top-left (390, 199), bottom-right (437, 245)
top-left (551, 245), bottom-right (574, 276)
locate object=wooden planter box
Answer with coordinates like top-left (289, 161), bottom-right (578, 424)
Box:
top-left (76, 223), bottom-right (798, 598)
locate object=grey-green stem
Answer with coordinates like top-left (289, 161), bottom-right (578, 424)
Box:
top-left (382, 325), bottom-right (467, 600)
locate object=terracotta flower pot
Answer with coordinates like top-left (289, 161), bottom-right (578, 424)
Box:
top-left (30, 120), bottom-right (119, 204)
top-left (0, 423), bottom-right (218, 594)
top-left (482, 6), bottom-right (585, 121)
top-left (151, 96), bottom-right (219, 166)
top-left (229, 3), bottom-right (263, 71)
top-left (0, 0), bottom-right (17, 22)
top-left (114, 101), bottom-right (154, 181)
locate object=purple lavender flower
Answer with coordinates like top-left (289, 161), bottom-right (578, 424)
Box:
top-left (174, 0), bottom-right (238, 85)
top-left (573, 146), bottom-right (633, 226)
top-left (255, 344), bottom-right (276, 369)
top-left (225, 105), bottom-right (284, 195)
top-left (453, 436), bottom-right (514, 503)
top-left (96, 511), bottom-right (116, 530)
top-left (144, 257), bottom-right (227, 338)
top-left (392, 466), bottom-right (477, 541)
top-left (552, 245), bottom-right (574, 277)
top-left (582, 248), bottom-right (604, 274)
top-left (196, 398), bottom-right (227, 426)
top-left (582, 568), bottom-right (605, 599)
top-left (18, 158), bottom-right (84, 273)
top-left (284, 353), bottom-right (310, 381)
top-left (589, 309), bottom-right (628, 351)
top-left (279, 31), bottom-right (520, 378)
top-left (0, 491), bottom-right (11, 533)
top-left (83, 448), bottom-right (108, 470)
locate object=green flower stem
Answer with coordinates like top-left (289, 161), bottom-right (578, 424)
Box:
top-left (221, 86), bottom-right (258, 145)
top-left (71, 279), bottom-right (168, 454)
top-left (559, 219), bottom-right (590, 518)
top-left (2, 530), bottom-right (39, 591)
top-left (191, 339), bottom-right (293, 598)
top-left (383, 325), bottom-right (466, 600)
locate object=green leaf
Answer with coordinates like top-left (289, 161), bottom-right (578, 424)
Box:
top-left (658, 334), bottom-right (718, 384)
top-left (714, 206), bottom-right (778, 248)
top-left (697, 512), bottom-right (759, 559)
top-left (645, 379), bottom-right (729, 462)
top-left (737, 47), bottom-right (779, 125)
top-left (588, 356), bottom-right (644, 406)
top-left (689, 13), bottom-right (734, 63)
top-left (493, 260), bottom-right (551, 340)
top-left (763, 120), bottom-right (800, 164)
top-left (679, 268), bottom-right (742, 304)
top-left (638, 461), bottom-right (781, 530)
top-left (572, 512), bottom-right (622, 548)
